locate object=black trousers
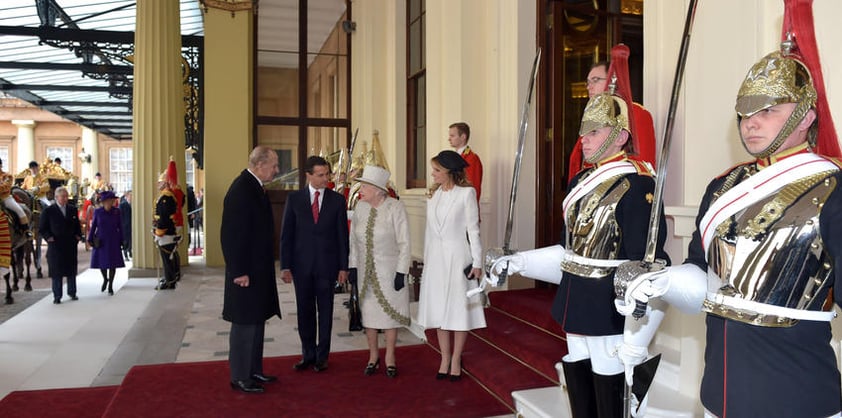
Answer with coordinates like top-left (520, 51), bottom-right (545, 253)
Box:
top-left (292, 272), bottom-right (335, 363)
top-left (229, 322), bottom-right (266, 382)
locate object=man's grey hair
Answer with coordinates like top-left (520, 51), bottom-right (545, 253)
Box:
top-left (249, 146), bottom-right (276, 168)
top-left (55, 186), bottom-right (69, 196)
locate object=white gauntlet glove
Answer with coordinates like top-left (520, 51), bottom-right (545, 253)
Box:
top-left (616, 342), bottom-right (648, 386)
top-left (488, 254), bottom-right (526, 287)
top-left (615, 269), bottom-right (669, 317)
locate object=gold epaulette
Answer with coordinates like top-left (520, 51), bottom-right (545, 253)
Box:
top-left (628, 159), bottom-right (654, 177)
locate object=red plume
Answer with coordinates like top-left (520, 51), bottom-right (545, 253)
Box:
top-left (783, 0), bottom-right (840, 158)
top-left (166, 156), bottom-right (178, 185)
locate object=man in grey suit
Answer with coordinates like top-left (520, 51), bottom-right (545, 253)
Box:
top-left (280, 156), bottom-right (349, 373)
top-left (221, 146), bottom-right (281, 394)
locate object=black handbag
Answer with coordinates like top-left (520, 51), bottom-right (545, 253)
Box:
top-left (348, 279), bottom-right (363, 332)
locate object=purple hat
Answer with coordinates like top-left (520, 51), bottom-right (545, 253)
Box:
top-left (99, 190), bottom-right (116, 201)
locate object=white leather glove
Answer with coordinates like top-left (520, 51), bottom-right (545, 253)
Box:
top-left (616, 342), bottom-right (648, 386)
top-left (487, 254), bottom-right (526, 287)
top-left (615, 268), bottom-right (669, 317)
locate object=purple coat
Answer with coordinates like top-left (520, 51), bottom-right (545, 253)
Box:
top-left (88, 206), bottom-right (126, 269)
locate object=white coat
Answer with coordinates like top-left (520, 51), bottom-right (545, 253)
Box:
top-left (416, 185), bottom-right (486, 331)
top-left (349, 198), bottom-right (412, 329)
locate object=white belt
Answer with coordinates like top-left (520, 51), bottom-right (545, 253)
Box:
top-left (562, 250), bottom-right (628, 268)
top-left (706, 292), bottom-right (837, 322)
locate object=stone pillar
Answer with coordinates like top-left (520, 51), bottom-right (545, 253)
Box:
top-left (130, 1), bottom-right (185, 276)
top-left (203, 7), bottom-right (254, 267)
top-left (11, 120), bottom-right (35, 173)
top-left (80, 127), bottom-right (98, 183)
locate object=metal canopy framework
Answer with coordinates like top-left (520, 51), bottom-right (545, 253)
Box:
top-left (0, 0), bottom-right (204, 148)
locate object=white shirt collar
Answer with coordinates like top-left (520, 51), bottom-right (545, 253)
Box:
top-left (456, 145), bottom-right (467, 154)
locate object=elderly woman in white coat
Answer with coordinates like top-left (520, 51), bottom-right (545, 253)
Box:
top-left (349, 165), bottom-right (411, 378)
top-left (416, 150), bottom-right (486, 382)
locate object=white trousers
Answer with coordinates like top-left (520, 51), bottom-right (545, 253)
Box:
top-left (562, 333), bottom-right (623, 375)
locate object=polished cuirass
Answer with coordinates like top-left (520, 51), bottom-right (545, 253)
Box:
top-left (561, 175), bottom-right (630, 278)
top-left (703, 169), bottom-right (837, 327)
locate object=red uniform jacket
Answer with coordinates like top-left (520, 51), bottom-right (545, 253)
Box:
top-left (461, 146), bottom-right (483, 202)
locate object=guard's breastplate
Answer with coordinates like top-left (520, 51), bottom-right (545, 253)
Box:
top-left (703, 170), bottom-right (837, 327)
top-left (561, 175), bottom-right (629, 278)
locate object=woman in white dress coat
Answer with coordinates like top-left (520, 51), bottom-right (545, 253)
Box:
top-left (349, 165), bottom-right (411, 378)
top-left (416, 150), bottom-right (486, 382)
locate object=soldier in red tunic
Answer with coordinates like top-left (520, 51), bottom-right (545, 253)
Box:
top-left (448, 122), bottom-right (483, 203)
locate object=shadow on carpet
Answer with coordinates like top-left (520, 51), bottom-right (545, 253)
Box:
top-left (101, 345), bottom-right (510, 418)
top-left (1, 385), bottom-right (118, 418)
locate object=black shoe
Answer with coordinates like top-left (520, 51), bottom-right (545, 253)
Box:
top-left (36, 269), bottom-right (43, 279)
top-left (230, 380), bottom-right (264, 393)
top-left (70, 295), bottom-right (78, 301)
top-left (53, 299), bottom-right (61, 304)
top-left (313, 361), bottom-right (328, 372)
top-left (364, 359), bottom-right (380, 376)
top-left (101, 280), bottom-right (107, 292)
top-left (292, 360), bottom-right (314, 371)
top-left (251, 373), bottom-right (277, 383)
top-left (449, 373), bottom-right (462, 382)
top-left (386, 365), bottom-right (398, 378)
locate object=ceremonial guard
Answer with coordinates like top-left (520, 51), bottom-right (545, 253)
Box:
top-left (152, 158), bottom-right (184, 290)
top-left (615, 1), bottom-right (842, 417)
top-left (22, 160), bottom-right (50, 208)
top-left (487, 47), bottom-right (668, 418)
top-left (0, 159), bottom-right (30, 232)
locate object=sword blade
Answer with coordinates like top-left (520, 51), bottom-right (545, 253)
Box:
top-left (503, 48), bottom-right (542, 254)
top-left (642, 0), bottom-right (699, 264)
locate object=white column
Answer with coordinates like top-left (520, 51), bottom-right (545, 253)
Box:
top-left (80, 127), bottom-right (98, 182)
top-left (11, 120), bottom-right (36, 173)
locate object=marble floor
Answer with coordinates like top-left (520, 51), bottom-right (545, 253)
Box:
top-left (0, 254), bottom-right (424, 400)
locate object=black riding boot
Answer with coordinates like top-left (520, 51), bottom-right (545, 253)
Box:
top-left (100, 269), bottom-right (108, 292)
top-left (107, 268), bottom-right (115, 295)
top-left (562, 358), bottom-right (598, 418)
top-left (593, 372), bottom-right (625, 418)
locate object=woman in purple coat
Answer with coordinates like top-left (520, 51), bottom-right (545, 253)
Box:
top-left (87, 190), bottom-right (125, 295)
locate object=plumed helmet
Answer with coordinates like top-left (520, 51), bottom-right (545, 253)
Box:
top-left (158, 156), bottom-right (178, 185)
top-left (735, 0), bottom-right (839, 158)
top-left (579, 92), bottom-right (630, 164)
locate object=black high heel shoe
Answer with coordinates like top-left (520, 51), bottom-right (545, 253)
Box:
top-left (364, 358), bottom-right (380, 376)
top-left (435, 363), bottom-right (449, 380)
top-left (386, 365), bottom-right (397, 378)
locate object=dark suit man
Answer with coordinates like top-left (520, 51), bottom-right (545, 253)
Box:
top-left (221, 146), bottom-right (282, 394)
top-left (39, 186), bottom-right (82, 304)
top-left (281, 156), bottom-right (349, 372)
top-left (119, 191), bottom-right (132, 261)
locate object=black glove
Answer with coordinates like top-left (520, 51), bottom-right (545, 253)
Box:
top-left (394, 272), bottom-right (405, 291)
top-left (348, 268), bottom-right (358, 285)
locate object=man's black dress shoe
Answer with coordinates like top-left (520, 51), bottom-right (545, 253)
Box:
top-left (251, 373), bottom-right (277, 383)
top-left (230, 380), bottom-right (264, 393)
top-left (293, 360), bottom-right (313, 371)
top-left (53, 299), bottom-right (61, 304)
top-left (70, 295), bottom-right (78, 301)
top-left (313, 361), bottom-right (328, 372)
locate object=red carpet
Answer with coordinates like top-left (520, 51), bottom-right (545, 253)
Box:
top-left (0, 386), bottom-right (118, 418)
top-left (1, 288), bottom-right (563, 417)
top-left (101, 345), bottom-right (509, 418)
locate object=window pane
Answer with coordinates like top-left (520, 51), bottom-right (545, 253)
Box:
top-left (184, 150), bottom-right (195, 188)
top-left (307, 54), bottom-right (347, 118)
top-left (414, 126), bottom-right (426, 181)
top-left (108, 147), bottom-right (132, 194)
top-left (409, 22), bottom-right (420, 73)
top-left (308, 0), bottom-right (347, 53)
top-left (417, 75), bottom-right (426, 123)
top-left (257, 124), bottom-right (299, 190)
top-left (46, 147), bottom-right (73, 172)
top-left (257, 52), bottom-right (300, 117)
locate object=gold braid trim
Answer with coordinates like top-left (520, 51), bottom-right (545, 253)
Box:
top-left (362, 207), bottom-right (410, 327)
